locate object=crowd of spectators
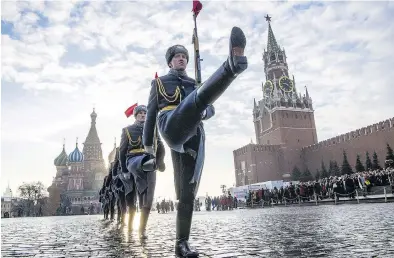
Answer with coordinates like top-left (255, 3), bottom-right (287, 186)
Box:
top-left (203, 195), bottom-right (238, 211)
top-left (245, 167), bottom-right (393, 206)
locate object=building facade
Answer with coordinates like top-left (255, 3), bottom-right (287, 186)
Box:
top-left (233, 16), bottom-right (394, 186)
top-left (47, 109), bottom-right (114, 215)
top-left (1, 184), bottom-right (13, 218)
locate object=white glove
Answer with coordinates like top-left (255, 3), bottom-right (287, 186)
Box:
top-left (144, 146), bottom-right (154, 155)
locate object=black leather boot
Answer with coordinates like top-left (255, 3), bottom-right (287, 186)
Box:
top-left (110, 199), bottom-right (115, 220)
top-left (175, 202), bottom-right (199, 257)
top-left (139, 207), bottom-right (150, 239)
top-left (128, 207), bottom-right (136, 230)
top-left (196, 26), bottom-right (247, 108)
top-left (142, 158), bottom-right (156, 172)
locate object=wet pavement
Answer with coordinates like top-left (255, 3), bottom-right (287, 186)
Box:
top-left (2, 203), bottom-right (394, 257)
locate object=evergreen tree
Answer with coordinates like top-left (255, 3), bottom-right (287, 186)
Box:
top-left (372, 151), bottom-right (381, 170)
top-left (385, 143), bottom-right (394, 168)
top-left (332, 161), bottom-right (341, 177)
top-left (302, 167), bottom-right (313, 182)
top-left (355, 154), bottom-right (365, 172)
top-left (291, 166), bottom-right (302, 181)
top-left (321, 161), bottom-right (329, 178)
top-left (341, 150), bottom-right (353, 175)
top-left (328, 161), bottom-right (334, 176)
top-left (315, 169), bottom-right (321, 180)
top-left (365, 151), bottom-right (372, 171)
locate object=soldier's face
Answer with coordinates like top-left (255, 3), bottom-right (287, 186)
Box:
top-left (170, 53), bottom-right (187, 70)
top-left (136, 111), bottom-right (146, 122)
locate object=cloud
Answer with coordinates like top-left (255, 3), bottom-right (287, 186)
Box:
top-left (2, 1), bottom-right (394, 198)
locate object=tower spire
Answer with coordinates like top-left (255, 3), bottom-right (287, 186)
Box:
top-left (265, 15), bottom-right (280, 53)
top-left (305, 85), bottom-right (310, 99)
top-left (85, 108), bottom-right (101, 144)
top-left (83, 109), bottom-right (103, 161)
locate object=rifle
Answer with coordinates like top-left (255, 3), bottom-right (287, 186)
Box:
top-left (192, 1), bottom-right (203, 88)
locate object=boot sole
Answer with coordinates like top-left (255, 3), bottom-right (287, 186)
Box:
top-left (175, 251), bottom-right (199, 258)
top-left (230, 26), bottom-right (246, 49)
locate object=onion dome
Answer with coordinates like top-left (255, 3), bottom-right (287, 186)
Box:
top-left (54, 140), bottom-right (68, 166)
top-left (108, 137), bottom-right (117, 163)
top-left (68, 138), bottom-right (84, 163)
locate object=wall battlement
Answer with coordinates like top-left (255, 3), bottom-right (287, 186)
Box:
top-left (302, 117), bottom-right (394, 152)
top-left (233, 143), bottom-right (281, 156)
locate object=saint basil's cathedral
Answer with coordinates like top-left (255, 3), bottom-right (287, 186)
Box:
top-left (47, 109), bottom-right (116, 215)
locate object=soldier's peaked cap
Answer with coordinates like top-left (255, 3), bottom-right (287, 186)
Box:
top-left (166, 45), bottom-right (189, 67)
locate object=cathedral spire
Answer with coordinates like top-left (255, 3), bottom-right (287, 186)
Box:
top-left (305, 85), bottom-right (310, 99)
top-left (83, 109), bottom-right (103, 161)
top-left (85, 108), bottom-right (101, 144)
top-left (265, 15), bottom-right (280, 53)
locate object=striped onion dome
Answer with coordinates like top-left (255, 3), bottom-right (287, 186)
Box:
top-left (54, 144), bottom-right (68, 166)
top-left (68, 141), bottom-right (84, 163)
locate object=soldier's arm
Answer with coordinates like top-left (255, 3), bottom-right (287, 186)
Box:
top-left (155, 131), bottom-right (166, 166)
top-left (119, 128), bottom-right (128, 172)
top-left (112, 161), bottom-right (119, 177)
top-left (143, 80), bottom-right (158, 151)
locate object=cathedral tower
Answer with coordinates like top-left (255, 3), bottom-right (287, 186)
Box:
top-left (67, 138), bottom-right (84, 191)
top-left (82, 108), bottom-right (106, 190)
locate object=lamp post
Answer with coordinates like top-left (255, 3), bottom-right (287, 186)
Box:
top-left (250, 164), bottom-right (256, 183)
top-left (10, 188), bottom-right (13, 218)
top-left (220, 185), bottom-right (226, 195)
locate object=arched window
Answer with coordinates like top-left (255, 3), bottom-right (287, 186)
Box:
top-left (270, 53), bottom-right (276, 62)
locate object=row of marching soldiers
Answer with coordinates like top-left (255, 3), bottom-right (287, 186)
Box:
top-left (98, 104), bottom-right (166, 239)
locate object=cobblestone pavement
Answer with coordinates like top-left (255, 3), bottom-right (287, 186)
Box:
top-left (2, 203), bottom-right (394, 257)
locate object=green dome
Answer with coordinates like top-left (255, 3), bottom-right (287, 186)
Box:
top-left (54, 144), bottom-right (68, 166)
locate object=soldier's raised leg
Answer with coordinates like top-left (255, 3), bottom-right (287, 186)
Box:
top-left (158, 27), bottom-right (247, 149)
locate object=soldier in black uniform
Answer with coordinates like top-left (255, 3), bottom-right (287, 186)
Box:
top-left (99, 176), bottom-right (109, 219)
top-left (105, 157), bottom-right (116, 220)
top-left (143, 27), bottom-right (248, 256)
top-left (111, 147), bottom-right (126, 224)
top-left (119, 104), bottom-right (166, 238)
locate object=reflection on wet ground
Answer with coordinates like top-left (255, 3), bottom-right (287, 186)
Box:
top-left (2, 203), bottom-right (394, 257)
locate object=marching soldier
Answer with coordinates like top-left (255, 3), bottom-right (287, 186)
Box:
top-left (119, 104), bottom-right (165, 238)
top-left (143, 27), bottom-right (248, 256)
top-left (111, 147), bottom-right (126, 224)
top-left (104, 159), bottom-right (116, 220)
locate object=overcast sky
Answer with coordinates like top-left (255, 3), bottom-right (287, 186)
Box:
top-left (2, 1), bottom-right (394, 199)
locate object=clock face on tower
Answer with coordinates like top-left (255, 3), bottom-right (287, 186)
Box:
top-left (263, 80), bottom-right (273, 97)
top-left (279, 76), bottom-right (294, 93)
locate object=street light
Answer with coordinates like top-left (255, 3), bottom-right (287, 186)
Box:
top-left (220, 185), bottom-right (226, 195)
top-left (250, 164), bottom-right (256, 183)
